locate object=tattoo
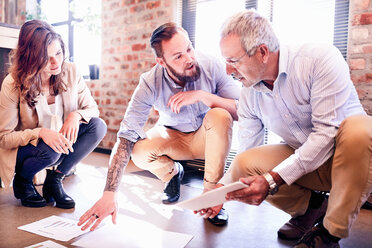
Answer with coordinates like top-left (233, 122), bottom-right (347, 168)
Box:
top-left (104, 137), bottom-right (135, 192)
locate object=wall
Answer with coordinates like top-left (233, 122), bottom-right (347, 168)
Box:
top-left (87, 0), bottom-right (177, 149)
top-left (0, 0), bottom-right (26, 25)
top-left (349, 0), bottom-right (372, 114)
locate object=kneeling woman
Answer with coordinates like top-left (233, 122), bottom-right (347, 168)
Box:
top-left (0, 20), bottom-right (107, 208)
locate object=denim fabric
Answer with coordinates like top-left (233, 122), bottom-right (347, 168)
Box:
top-left (16, 117), bottom-right (106, 180)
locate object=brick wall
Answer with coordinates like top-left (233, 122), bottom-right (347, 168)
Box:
top-left (88, 0), bottom-right (176, 149)
top-left (349, 0), bottom-right (372, 114)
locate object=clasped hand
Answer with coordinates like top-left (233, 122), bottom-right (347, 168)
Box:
top-left (167, 90), bottom-right (203, 114)
top-left (39, 112), bottom-right (81, 154)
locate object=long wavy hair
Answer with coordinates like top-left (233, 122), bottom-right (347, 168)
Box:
top-left (9, 19), bottom-right (67, 107)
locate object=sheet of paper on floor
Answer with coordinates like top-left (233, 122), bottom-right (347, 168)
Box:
top-left (72, 214), bottom-right (193, 248)
top-left (18, 215), bottom-right (90, 242)
top-left (24, 240), bottom-right (67, 248)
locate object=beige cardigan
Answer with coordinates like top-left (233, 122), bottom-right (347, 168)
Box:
top-left (0, 62), bottom-right (99, 188)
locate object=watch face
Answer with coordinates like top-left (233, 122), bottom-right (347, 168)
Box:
top-left (270, 186), bottom-right (279, 195)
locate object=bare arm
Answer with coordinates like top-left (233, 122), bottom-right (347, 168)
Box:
top-left (104, 137), bottom-right (135, 192)
top-left (78, 137), bottom-right (135, 231)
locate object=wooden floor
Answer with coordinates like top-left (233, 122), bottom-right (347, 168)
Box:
top-left (0, 152), bottom-right (371, 248)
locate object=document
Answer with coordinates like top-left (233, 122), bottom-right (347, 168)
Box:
top-left (18, 215), bottom-right (90, 242)
top-left (72, 214), bottom-right (193, 248)
top-left (176, 181), bottom-right (248, 211)
top-left (25, 240), bottom-right (67, 248)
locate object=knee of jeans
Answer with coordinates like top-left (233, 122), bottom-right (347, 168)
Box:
top-left (204, 108), bottom-right (233, 129)
top-left (38, 147), bottom-right (61, 165)
top-left (89, 117), bottom-right (107, 140)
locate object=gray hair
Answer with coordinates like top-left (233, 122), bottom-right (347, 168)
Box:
top-left (220, 9), bottom-right (279, 56)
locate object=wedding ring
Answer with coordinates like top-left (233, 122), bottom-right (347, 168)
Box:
top-left (92, 213), bottom-right (99, 219)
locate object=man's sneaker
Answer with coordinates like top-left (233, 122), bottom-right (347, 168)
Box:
top-left (278, 194), bottom-right (328, 240)
top-left (162, 163), bottom-right (184, 204)
top-left (294, 225), bottom-right (340, 248)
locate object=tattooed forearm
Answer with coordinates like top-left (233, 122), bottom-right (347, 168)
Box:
top-left (104, 137), bottom-right (135, 192)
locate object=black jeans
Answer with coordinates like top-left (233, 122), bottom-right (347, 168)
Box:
top-left (15, 117), bottom-right (107, 181)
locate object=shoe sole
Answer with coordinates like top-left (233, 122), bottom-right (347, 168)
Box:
top-left (277, 213), bottom-right (326, 240)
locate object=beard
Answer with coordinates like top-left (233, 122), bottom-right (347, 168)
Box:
top-left (165, 60), bottom-right (201, 84)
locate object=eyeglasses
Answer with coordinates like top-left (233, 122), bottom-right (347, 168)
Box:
top-left (224, 52), bottom-right (248, 66)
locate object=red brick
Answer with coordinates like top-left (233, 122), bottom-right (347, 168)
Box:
top-left (146, 1), bottom-right (161, 9)
top-left (132, 43), bottom-right (146, 51)
top-left (121, 0), bottom-right (135, 6)
top-left (349, 58), bottom-right (366, 70)
top-left (130, 5), bottom-right (145, 13)
top-left (367, 74), bottom-right (372, 82)
top-left (351, 74), bottom-right (367, 84)
top-left (360, 13), bottom-right (372, 25)
top-left (363, 46), bottom-right (372, 53)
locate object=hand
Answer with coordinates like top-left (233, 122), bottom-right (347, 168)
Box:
top-left (78, 191), bottom-right (118, 231)
top-left (59, 112), bottom-right (81, 143)
top-left (167, 90), bottom-right (202, 114)
top-left (225, 176), bottom-right (269, 205)
top-left (194, 184), bottom-right (224, 219)
top-left (39, 128), bottom-right (73, 154)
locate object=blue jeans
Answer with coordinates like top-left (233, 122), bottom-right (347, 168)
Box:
top-left (15, 117), bottom-right (107, 181)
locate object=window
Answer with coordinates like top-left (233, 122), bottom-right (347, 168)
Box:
top-left (28, 0), bottom-right (101, 79)
top-left (183, 0), bottom-right (349, 60)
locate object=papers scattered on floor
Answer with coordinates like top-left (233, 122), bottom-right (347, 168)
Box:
top-left (18, 215), bottom-right (90, 242)
top-left (72, 214), bottom-right (193, 248)
top-left (24, 240), bottom-right (67, 248)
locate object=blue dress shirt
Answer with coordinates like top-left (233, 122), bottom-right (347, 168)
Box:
top-left (117, 52), bottom-right (241, 143)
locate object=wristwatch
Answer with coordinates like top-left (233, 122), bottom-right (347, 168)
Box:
top-left (263, 172), bottom-right (279, 195)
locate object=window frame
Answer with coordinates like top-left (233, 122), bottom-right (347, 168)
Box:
top-left (182, 0), bottom-right (349, 60)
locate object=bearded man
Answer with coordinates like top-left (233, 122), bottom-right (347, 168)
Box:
top-left (79, 22), bottom-right (241, 230)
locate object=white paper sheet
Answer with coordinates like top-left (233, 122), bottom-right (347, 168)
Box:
top-left (176, 181), bottom-right (248, 211)
top-left (72, 214), bottom-right (193, 248)
top-left (24, 240), bottom-right (67, 248)
top-left (18, 215), bottom-right (90, 242)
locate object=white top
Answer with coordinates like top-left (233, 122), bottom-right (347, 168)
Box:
top-left (39, 94), bottom-right (64, 131)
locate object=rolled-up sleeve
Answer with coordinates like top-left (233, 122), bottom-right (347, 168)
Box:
top-left (117, 75), bottom-right (155, 142)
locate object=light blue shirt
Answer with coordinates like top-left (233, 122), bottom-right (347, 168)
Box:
top-left (118, 52), bottom-right (241, 142)
top-left (233, 44), bottom-right (365, 185)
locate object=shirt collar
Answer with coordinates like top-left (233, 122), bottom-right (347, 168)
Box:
top-left (252, 44), bottom-right (288, 92)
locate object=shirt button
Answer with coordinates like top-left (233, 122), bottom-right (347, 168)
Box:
top-left (285, 114), bottom-right (289, 118)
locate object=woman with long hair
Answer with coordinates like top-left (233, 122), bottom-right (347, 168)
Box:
top-left (0, 20), bottom-right (107, 208)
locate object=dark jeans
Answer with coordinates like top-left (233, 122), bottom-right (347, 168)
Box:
top-left (15, 117), bottom-right (107, 181)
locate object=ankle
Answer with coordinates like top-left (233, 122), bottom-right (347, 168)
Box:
top-left (308, 191), bottom-right (325, 209)
top-left (317, 223), bottom-right (340, 243)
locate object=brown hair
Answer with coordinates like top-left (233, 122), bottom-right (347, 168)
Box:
top-left (9, 19), bottom-right (67, 107)
top-left (150, 22), bottom-right (187, 58)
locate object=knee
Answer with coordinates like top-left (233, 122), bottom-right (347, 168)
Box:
top-left (131, 139), bottom-right (153, 167)
top-left (38, 145), bottom-right (61, 165)
top-left (204, 108), bottom-right (233, 128)
top-left (88, 117), bottom-right (107, 141)
top-left (338, 115), bottom-right (372, 148)
top-left (230, 151), bottom-right (260, 179)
